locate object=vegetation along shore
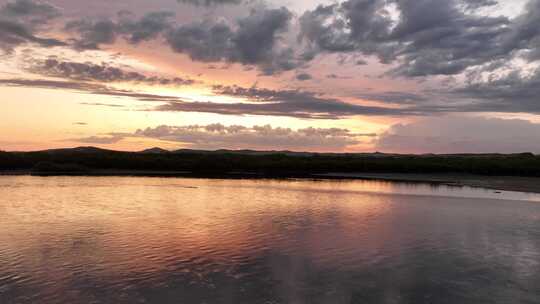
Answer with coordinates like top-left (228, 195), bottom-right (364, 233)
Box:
top-left (2, 147), bottom-right (540, 193)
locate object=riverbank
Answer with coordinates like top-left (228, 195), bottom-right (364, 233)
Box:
top-left (316, 173), bottom-right (540, 194)
top-left (2, 170), bottom-right (540, 194)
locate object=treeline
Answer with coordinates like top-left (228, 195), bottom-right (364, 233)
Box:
top-left (1, 149), bottom-right (540, 177)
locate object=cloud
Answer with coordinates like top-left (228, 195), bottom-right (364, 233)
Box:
top-left (64, 19), bottom-right (118, 50)
top-left (0, 0), bottom-right (64, 51)
top-left (165, 20), bottom-right (234, 62)
top-left (204, 85), bottom-right (417, 118)
top-left (28, 58), bottom-right (195, 86)
top-left (375, 116), bottom-right (540, 153)
top-left (63, 7), bottom-right (300, 74)
top-left (5, 76), bottom-right (515, 119)
top-left (0, 19), bottom-right (65, 51)
top-left (298, 0), bottom-right (520, 77)
top-left (451, 67), bottom-right (540, 114)
top-left (166, 7), bottom-right (299, 74)
top-left (68, 123), bottom-right (377, 152)
top-left (63, 7), bottom-right (301, 74)
top-left (154, 99), bottom-right (402, 119)
top-left (54, 0), bottom-right (540, 81)
top-left (132, 124), bottom-right (365, 151)
top-left (12, 75), bottom-right (535, 119)
top-left (234, 8), bottom-right (292, 64)
top-left (354, 90), bottom-right (430, 105)
top-left (0, 77), bottom-right (195, 101)
top-left (0, 77), bottom-right (411, 118)
top-left (461, 0), bottom-right (498, 10)
top-left (0, 77), bottom-right (110, 91)
top-left (0, 0), bottom-right (61, 24)
top-left (69, 134), bottom-right (125, 144)
top-left (65, 10), bottom-right (175, 49)
top-left (326, 74), bottom-right (353, 79)
top-left (296, 73), bottom-right (313, 81)
top-left (503, 0), bottom-right (540, 61)
top-left (118, 11), bottom-right (176, 44)
top-left (177, 0), bottom-right (243, 6)
top-left (80, 102), bottom-right (125, 108)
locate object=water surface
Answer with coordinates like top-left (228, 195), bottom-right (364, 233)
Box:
top-left (1, 176), bottom-right (540, 304)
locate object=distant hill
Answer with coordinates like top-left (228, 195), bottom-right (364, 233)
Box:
top-left (171, 149), bottom-right (317, 157)
top-left (0, 147), bottom-right (538, 177)
top-left (26, 146), bottom-right (536, 158)
top-left (43, 147), bottom-right (118, 154)
top-left (140, 147), bottom-right (170, 154)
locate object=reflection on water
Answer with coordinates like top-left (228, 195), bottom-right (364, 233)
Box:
top-left (1, 176), bottom-right (540, 304)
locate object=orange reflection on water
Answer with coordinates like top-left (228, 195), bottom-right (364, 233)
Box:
top-left (2, 176), bottom-right (540, 304)
top-left (0, 177), bottom-right (393, 274)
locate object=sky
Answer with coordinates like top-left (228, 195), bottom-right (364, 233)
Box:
top-left (1, 0), bottom-right (540, 153)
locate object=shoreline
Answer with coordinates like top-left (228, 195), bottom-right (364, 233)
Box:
top-left (2, 170), bottom-right (540, 194)
top-left (316, 173), bottom-right (540, 194)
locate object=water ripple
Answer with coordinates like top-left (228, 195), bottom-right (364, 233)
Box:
top-left (1, 176), bottom-right (540, 304)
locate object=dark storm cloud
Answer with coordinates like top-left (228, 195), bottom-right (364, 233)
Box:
top-left (503, 0), bottom-right (540, 61)
top-left (64, 19), bottom-right (118, 49)
top-left (0, 0), bottom-right (64, 51)
top-left (165, 21), bottom-right (234, 62)
top-left (166, 7), bottom-right (300, 74)
top-left (64, 6), bottom-right (301, 74)
top-left (299, 4), bottom-right (357, 54)
top-left (29, 58), bottom-right (195, 86)
top-left (0, 0), bottom-right (61, 23)
top-left (118, 11), bottom-right (175, 44)
top-left (0, 19), bottom-right (65, 50)
top-left (388, 0), bottom-right (512, 77)
top-left (296, 73), bottom-right (312, 81)
top-left (460, 0), bottom-right (498, 10)
top-left (298, 0), bottom-right (520, 77)
top-left (65, 10), bottom-right (175, 49)
top-left (53, 0), bottom-right (540, 79)
top-left (234, 8), bottom-right (292, 64)
top-left (451, 68), bottom-right (540, 114)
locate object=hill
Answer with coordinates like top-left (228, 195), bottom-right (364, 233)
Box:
top-left (0, 147), bottom-right (539, 177)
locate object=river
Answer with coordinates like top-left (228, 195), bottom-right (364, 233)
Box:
top-left (1, 176), bottom-right (539, 303)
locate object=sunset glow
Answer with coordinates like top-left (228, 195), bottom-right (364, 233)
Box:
top-left (1, 0), bottom-right (540, 153)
